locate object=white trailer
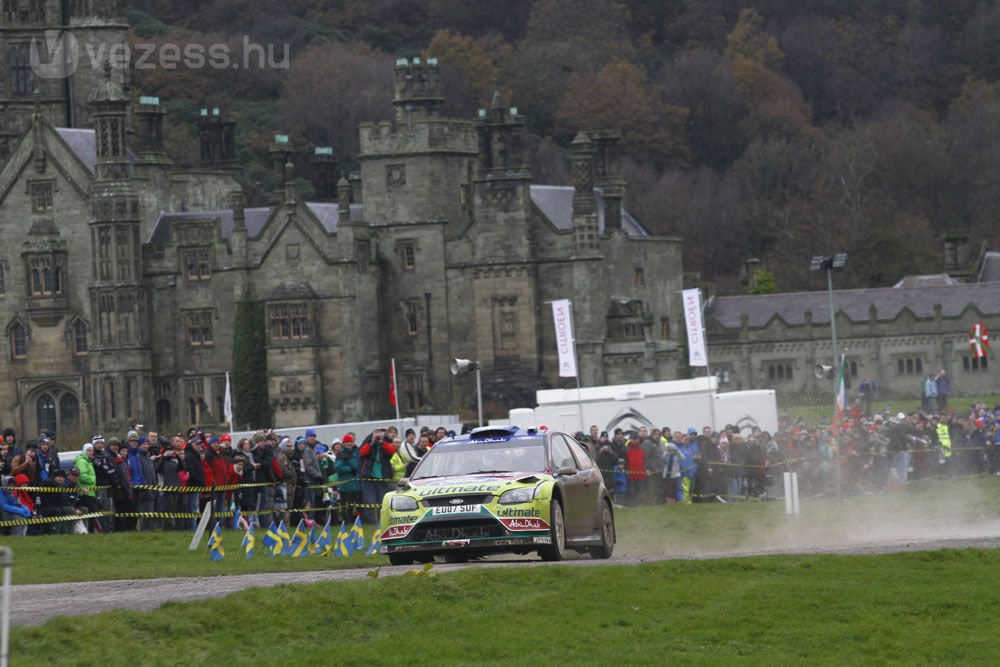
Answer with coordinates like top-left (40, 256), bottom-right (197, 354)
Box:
top-left (512, 378), bottom-right (778, 435)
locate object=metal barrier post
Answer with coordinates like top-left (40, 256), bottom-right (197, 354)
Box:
top-left (0, 546), bottom-right (12, 667)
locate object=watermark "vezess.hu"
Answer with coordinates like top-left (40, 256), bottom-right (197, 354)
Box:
top-left (30, 31), bottom-right (290, 79)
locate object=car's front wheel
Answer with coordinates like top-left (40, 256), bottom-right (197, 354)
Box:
top-left (538, 499), bottom-right (566, 561)
top-left (589, 501), bottom-right (615, 559)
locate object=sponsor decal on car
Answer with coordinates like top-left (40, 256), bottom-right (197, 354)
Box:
top-left (499, 517), bottom-right (550, 531)
top-left (415, 483), bottom-right (503, 497)
top-left (389, 514), bottom-right (421, 526)
top-left (495, 507), bottom-right (542, 518)
top-left (383, 523), bottom-right (417, 539)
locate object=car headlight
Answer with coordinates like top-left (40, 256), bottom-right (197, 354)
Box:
top-left (390, 495), bottom-right (418, 511)
top-left (498, 487), bottom-right (536, 505)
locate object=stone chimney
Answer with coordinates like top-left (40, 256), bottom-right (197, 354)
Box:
top-left (571, 132), bottom-right (599, 254)
top-left (269, 134), bottom-right (292, 205)
top-left (589, 129), bottom-right (625, 233)
top-left (196, 107), bottom-right (237, 170)
top-left (135, 95), bottom-right (170, 165)
top-left (311, 147), bottom-right (338, 202)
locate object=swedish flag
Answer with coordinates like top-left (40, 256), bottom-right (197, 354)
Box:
top-left (277, 520), bottom-right (290, 555)
top-left (208, 522), bottom-right (224, 561)
top-left (365, 526), bottom-right (382, 556)
top-left (288, 520), bottom-right (309, 558)
top-left (241, 524), bottom-right (255, 559)
top-left (308, 524), bottom-right (320, 555)
top-left (262, 522), bottom-right (280, 558)
top-left (350, 515), bottom-right (366, 550)
top-left (336, 520), bottom-right (356, 557)
top-left (317, 519), bottom-right (333, 557)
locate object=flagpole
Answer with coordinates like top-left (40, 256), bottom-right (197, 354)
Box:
top-left (391, 358), bottom-right (402, 435)
top-left (568, 301), bottom-right (584, 435)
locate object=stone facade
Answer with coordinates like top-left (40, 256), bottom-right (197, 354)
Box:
top-left (705, 265), bottom-right (1000, 401)
top-left (0, 52), bottom-right (685, 438)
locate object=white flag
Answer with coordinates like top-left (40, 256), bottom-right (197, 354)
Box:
top-left (551, 299), bottom-right (578, 378)
top-left (682, 288), bottom-right (708, 367)
top-left (224, 372), bottom-right (234, 426)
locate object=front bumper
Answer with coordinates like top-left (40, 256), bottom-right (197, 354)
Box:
top-left (380, 502), bottom-right (551, 554)
top-left (385, 534), bottom-right (551, 553)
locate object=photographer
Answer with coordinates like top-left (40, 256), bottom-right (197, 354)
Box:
top-left (156, 441), bottom-right (185, 530)
top-left (358, 428), bottom-right (396, 524)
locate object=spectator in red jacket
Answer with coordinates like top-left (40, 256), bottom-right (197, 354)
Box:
top-left (625, 434), bottom-right (647, 507)
top-left (205, 437), bottom-right (230, 523)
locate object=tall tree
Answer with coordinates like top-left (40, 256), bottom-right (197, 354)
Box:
top-left (233, 300), bottom-right (270, 429)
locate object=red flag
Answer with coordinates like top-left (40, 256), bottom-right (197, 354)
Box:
top-left (969, 322), bottom-right (989, 359)
top-left (389, 359), bottom-right (397, 406)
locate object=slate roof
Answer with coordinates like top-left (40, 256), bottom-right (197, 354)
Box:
top-left (55, 128), bottom-right (97, 173)
top-left (709, 282), bottom-right (1000, 329)
top-left (979, 252), bottom-right (1000, 283)
top-left (147, 203), bottom-right (363, 249)
top-left (529, 185), bottom-right (648, 237)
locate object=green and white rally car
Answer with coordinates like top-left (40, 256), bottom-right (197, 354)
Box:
top-left (380, 426), bottom-right (616, 565)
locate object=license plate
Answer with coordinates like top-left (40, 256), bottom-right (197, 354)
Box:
top-left (431, 504), bottom-right (482, 516)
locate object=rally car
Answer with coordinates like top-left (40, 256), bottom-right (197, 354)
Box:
top-left (379, 426), bottom-right (615, 565)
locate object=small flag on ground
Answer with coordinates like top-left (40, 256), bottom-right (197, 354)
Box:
top-left (208, 522), bottom-right (224, 561)
top-left (308, 524), bottom-right (320, 555)
top-left (366, 527), bottom-right (382, 555)
top-left (350, 515), bottom-right (366, 550)
top-left (263, 522), bottom-right (280, 557)
top-left (288, 520), bottom-right (309, 558)
top-left (277, 520), bottom-right (290, 554)
top-left (336, 520), bottom-right (356, 556)
top-left (241, 524), bottom-right (255, 559)
top-left (317, 519), bottom-right (333, 556)
top-left (233, 507), bottom-right (241, 530)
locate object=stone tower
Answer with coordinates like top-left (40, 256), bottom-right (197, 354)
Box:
top-left (87, 64), bottom-right (150, 429)
top-left (0, 0), bottom-right (128, 157)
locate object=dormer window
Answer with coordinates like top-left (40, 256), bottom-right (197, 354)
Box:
top-left (30, 181), bottom-right (54, 213)
top-left (184, 249), bottom-right (211, 282)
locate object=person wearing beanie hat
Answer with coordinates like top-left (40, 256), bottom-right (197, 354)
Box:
top-left (126, 430), bottom-right (139, 442)
top-left (342, 433), bottom-right (355, 445)
top-left (334, 430), bottom-right (360, 522)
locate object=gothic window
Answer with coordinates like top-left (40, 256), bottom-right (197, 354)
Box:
top-left (269, 302), bottom-right (312, 342)
top-left (26, 255), bottom-right (64, 297)
top-left (37, 394), bottom-right (56, 434)
top-left (184, 249), bottom-right (211, 281)
top-left (124, 378), bottom-right (135, 421)
top-left (660, 317), bottom-right (670, 340)
top-left (621, 322), bottom-right (642, 340)
top-left (767, 363), bottom-right (793, 381)
top-left (116, 227), bottom-right (132, 281)
top-left (896, 357), bottom-right (925, 375)
top-left (97, 228), bottom-right (112, 280)
top-left (398, 241), bottom-right (416, 270)
top-left (73, 320), bottom-right (88, 355)
top-left (30, 182), bottom-right (53, 213)
top-left (59, 393), bottom-right (79, 432)
top-left (98, 293), bottom-right (115, 344)
top-left (849, 361), bottom-right (858, 377)
top-left (102, 379), bottom-right (116, 422)
top-left (402, 374), bottom-right (425, 411)
top-left (187, 310), bottom-right (214, 347)
top-left (634, 267), bottom-right (645, 287)
top-left (10, 322), bottom-right (27, 359)
top-left (155, 399), bottom-right (172, 428)
top-left (9, 44), bottom-right (35, 97)
top-left (404, 301), bottom-right (419, 336)
top-left (184, 379), bottom-right (205, 424)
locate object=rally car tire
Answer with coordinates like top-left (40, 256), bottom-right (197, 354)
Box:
top-left (589, 501), bottom-right (615, 560)
top-left (538, 499), bottom-right (566, 561)
top-left (388, 553), bottom-right (415, 566)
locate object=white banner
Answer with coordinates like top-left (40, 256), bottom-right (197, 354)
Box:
top-left (551, 299), bottom-right (578, 378)
top-left (224, 372), bottom-right (234, 426)
top-left (682, 288), bottom-right (708, 367)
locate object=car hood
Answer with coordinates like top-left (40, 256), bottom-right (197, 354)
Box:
top-left (403, 472), bottom-right (549, 497)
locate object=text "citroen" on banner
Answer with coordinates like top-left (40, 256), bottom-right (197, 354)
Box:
top-left (682, 288), bottom-right (708, 367)
top-left (551, 299), bottom-right (578, 378)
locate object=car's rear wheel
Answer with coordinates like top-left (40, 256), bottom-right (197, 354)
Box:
top-left (538, 499), bottom-right (566, 561)
top-left (387, 553), bottom-right (415, 566)
top-left (589, 501), bottom-right (615, 559)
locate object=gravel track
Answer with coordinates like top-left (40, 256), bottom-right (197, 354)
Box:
top-left (11, 534), bottom-right (1000, 627)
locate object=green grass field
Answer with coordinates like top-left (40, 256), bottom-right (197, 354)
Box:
top-left (10, 549), bottom-right (1000, 665)
top-left (5, 477), bottom-right (1000, 664)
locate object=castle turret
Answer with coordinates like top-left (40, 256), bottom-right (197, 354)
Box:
top-left (392, 56), bottom-right (444, 126)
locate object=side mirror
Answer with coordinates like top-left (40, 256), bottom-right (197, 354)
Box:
top-left (557, 466), bottom-right (576, 477)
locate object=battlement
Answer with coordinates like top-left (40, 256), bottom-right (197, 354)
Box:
top-left (358, 118), bottom-right (478, 158)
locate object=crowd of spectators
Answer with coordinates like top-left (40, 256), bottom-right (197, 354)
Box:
top-left (581, 398), bottom-right (1000, 507)
top-left (0, 423), bottom-right (449, 536)
top-left (3, 397), bottom-right (999, 535)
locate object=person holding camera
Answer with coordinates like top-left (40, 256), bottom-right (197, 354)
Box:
top-left (358, 428), bottom-right (397, 525)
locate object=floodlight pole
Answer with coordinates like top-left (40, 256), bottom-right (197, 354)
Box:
top-left (475, 363), bottom-right (483, 428)
top-left (812, 254), bottom-right (847, 499)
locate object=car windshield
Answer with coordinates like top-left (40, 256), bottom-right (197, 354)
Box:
top-left (411, 438), bottom-right (546, 479)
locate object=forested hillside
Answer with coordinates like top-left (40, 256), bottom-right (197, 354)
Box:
top-left (128, 0), bottom-right (1000, 291)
